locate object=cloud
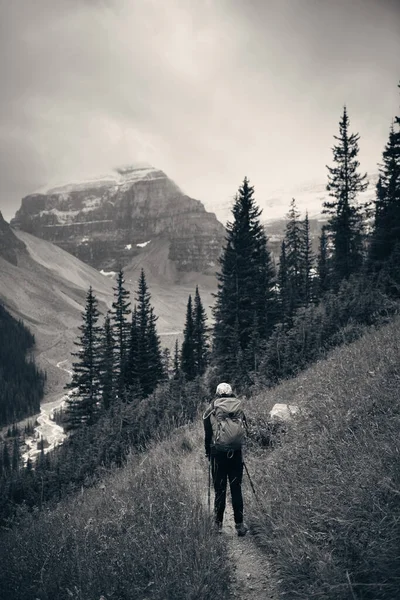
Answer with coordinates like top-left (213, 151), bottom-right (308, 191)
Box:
top-left (0, 0), bottom-right (399, 222)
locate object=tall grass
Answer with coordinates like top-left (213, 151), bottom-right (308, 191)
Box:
top-left (0, 430), bottom-right (229, 600)
top-left (245, 317), bottom-right (400, 599)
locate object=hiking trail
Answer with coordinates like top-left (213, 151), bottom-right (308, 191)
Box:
top-left (180, 426), bottom-right (278, 600)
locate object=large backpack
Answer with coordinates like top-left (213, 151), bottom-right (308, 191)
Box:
top-left (205, 397), bottom-right (247, 452)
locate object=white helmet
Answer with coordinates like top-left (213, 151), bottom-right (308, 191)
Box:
top-left (216, 382), bottom-right (233, 396)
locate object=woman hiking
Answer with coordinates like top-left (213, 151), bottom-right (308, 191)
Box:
top-left (203, 382), bottom-right (248, 536)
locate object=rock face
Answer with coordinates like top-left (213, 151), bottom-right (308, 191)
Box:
top-left (11, 165), bottom-right (225, 274)
top-left (0, 211), bottom-right (27, 265)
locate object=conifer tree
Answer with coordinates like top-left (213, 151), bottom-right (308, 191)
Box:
top-left (125, 306), bottom-right (140, 397)
top-left (317, 226), bottom-right (330, 298)
top-left (282, 198), bottom-right (304, 316)
top-left (323, 106), bottom-right (368, 284)
top-left (173, 339), bottom-right (180, 379)
top-left (192, 286), bottom-right (209, 377)
top-left (278, 240), bottom-right (290, 323)
top-left (212, 177), bottom-right (277, 381)
top-left (12, 438), bottom-right (19, 472)
top-left (66, 287), bottom-right (102, 429)
top-left (99, 312), bottom-right (114, 411)
top-left (111, 269), bottom-right (131, 396)
top-left (300, 211), bottom-right (314, 306)
top-left (161, 347), bottom-right (171, 378)
top-left (369, 87), bottom-right (400, 292)
top-left (181, 294), bottom-right (196, 380)
top-left (135, 269), bottom-right (163, 396)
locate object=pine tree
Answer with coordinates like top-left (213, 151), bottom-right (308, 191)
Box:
top-left (300, 211), bottom-right (314, 306)
top-left (323, 106), bottom-right (368, 284)
top-left (125, 306), bottom-right (140, 397)
top-left (317, 225), bottom-right (330, 298)
top-left (282, 198), bottom-right (303, 316)
top-left (161, 347), bottom-right (171, 378)
top-left (369, 87), bottom-right (400, 292)
top-left (66, 287), bottom-right (102, 430)
top-left (99, 312), bottom-right (114, 411)
top-left (12, 438), bottom-right (19, 472)
top-left (278, 240), bottom-right (290, 323)
top-left (135, 269), bottom-right (163, 397)
top-left (181, 295), bottom-right (196, 380)
top-left (212, 177), bottom-right (277, 382)
top-left (111, 269), bottom-right (131, 396)
top-left (192, 286), bottom-right (209, 377)
top-left (173, 339), bottom-right (180, 379)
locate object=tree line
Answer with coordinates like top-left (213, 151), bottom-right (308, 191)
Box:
top-left (0, 303), bottom-right (45, 427)
top-left (211, 84), bottom-right (400, 388)
top-left (64, 268), bottom-right (209, 430)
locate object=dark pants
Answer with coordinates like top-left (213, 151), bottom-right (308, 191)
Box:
top-left (211, 450), bottom-right (243, 525)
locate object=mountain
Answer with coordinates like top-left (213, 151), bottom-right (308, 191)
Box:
top-left (11, 164), bottom-right (225, 278)
top-left (0, 215), bottom-right (218, 401)
top-left (0, 215), bottom-right (113, 399)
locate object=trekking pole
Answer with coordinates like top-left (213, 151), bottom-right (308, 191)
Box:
top-left (207, 458), bottom-right (211, 512)
top-left (243, 460), bottom-right (259, 502)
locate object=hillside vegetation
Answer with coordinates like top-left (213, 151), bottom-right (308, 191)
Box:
top-left (244, 317), bottom-right (400, 599)
top-left (0, 302), bottom-right (45, 426)
top-left (0, 430), bottom-right (230, 600)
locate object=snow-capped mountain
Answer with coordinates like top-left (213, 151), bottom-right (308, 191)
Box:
top-left (11, 165), bottom-right (225, 278)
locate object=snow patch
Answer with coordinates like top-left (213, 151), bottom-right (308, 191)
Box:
top-left (82, 197), bottom-right (102, 212)
top-left (125, 244), bottom-right (132, 250)
top-left (137, 240), bottom-right (151, 248)
top-left (100, 269), bottom-right (117, 277)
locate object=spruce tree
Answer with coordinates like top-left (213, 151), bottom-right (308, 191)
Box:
top-left (282, 198), bottom-right (303, 316)
top-left (173, 339), bottom-right (180, 379)
top-left (125, 306), bottom-right (140, 397)
top-left (66, 287), bottom-right (102, 429)
top-left (135, 269), bottom-right (163, 397)
top-left (99, 312), bottom-right (114, 411)
top-left (323, 106), bottom-right (368, 284)
top-left (111, 269), bottom-right (131, 396)
top-left (212, 177), bottom-right (277, 382)
top-left (192, 286), bottom-right (209, 377)
top-left (369, 88), bottom-right (400, 292)
top-left (300, 211), bottom-right (314, 307)
top-left (317, 226), bottom-right (330, 298)
top-left (181, 294), bottom-right (196, 380)
top-left (278, 240), bottom-right (290, 323)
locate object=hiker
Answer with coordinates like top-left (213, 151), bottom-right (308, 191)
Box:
top-left (203, 382), bottom-right (248, 536)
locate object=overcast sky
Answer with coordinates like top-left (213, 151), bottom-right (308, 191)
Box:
top-left (0, 0), bottom-right (399, 223)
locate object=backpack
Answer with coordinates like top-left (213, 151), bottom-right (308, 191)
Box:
top-left (207, 397), bottom-right (247, 452)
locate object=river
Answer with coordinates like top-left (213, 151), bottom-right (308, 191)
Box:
top-left (22, 360), bottom-right (72, 465)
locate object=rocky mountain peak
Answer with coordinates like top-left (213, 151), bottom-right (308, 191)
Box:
top-left (11, 166), bottom-right (225, 276)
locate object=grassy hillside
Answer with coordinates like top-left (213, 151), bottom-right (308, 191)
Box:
top-left (0, 429), bottom-right (230, 600)
top-left (244, 316), bottom-right (400, 599)
top-left (2, 318), bottom-right (400, 599)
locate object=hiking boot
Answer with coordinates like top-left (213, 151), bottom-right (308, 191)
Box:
top-left (235, 522), bottom-right (248, 537)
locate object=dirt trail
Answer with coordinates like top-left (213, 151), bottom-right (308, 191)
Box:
top-left (180, 426), bottom-right (278, 600)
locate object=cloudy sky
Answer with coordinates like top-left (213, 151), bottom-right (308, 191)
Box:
top-left (0, 0), bottom-right (399, 223)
